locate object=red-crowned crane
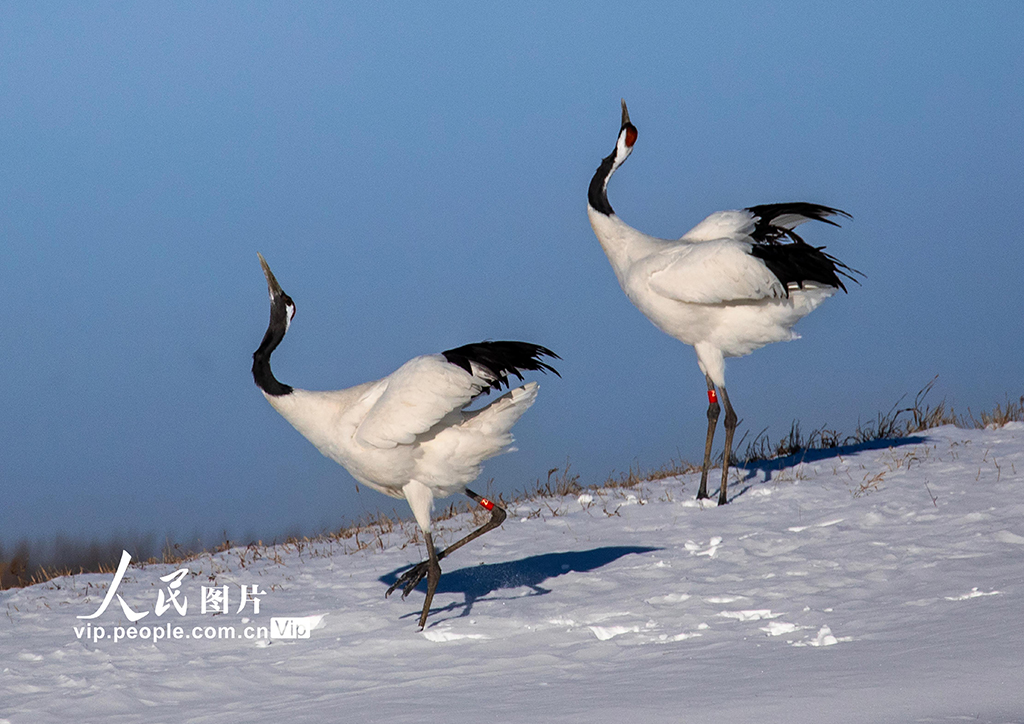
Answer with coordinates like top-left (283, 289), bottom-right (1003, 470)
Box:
top-left (252, 254), bottom-right (559, 628)
top-left (587, 101), bottom-right (858, 506)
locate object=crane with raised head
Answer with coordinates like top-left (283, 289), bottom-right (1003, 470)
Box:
top-left (587, 101), bottom-right (858, 506)
top-left (252, 254), bottom-right (559, 627)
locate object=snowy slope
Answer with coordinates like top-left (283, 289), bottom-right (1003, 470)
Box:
top-left (2, 424), bottom-right (1023, 724)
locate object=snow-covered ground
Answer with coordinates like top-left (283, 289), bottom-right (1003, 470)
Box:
top-left (3, 423), bottom-right (1023, 724)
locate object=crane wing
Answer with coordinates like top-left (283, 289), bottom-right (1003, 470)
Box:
top-left (644, 239), bottom-right (786, 304)
top-left (679, 210), bottom-right (757, 242)
top-left (354, 355), bottom-right (482, 449)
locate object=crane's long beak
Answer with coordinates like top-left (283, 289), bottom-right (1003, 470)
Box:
top-left (257, 252), bottom-right (285, 299)
top-left (618, 99), bottom-right (637, 149)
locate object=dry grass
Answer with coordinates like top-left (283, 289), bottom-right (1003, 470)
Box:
top-left (3, 380), bottom-right (1020, 590)
top-left (0, 535), bottom-right (202, 590)
top-left (741, 378), bottom-right (1023, 465)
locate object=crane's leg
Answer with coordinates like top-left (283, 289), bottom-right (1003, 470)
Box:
top-left (386, 489), bottom-right (506, 627)
top-left (717, 386), bottom-right (738, 506)
top-left (416, 533), bottom-right (442, 630)
top-left (696, 375), bottom-right (721, 500)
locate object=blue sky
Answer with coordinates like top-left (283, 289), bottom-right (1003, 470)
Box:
top-left (2, 3), bottom-right (1022, 551)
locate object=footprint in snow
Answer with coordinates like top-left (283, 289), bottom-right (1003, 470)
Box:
top-left (944, 587), bottom-right (1000, 601)
top-left (760, 621), bottom-right (801, 637)
top-left (589, 624), bottom-right (642, 641)
top-left (790, 625), bottom-right (852, 647)
top-left (683, 537), bottom-right (722, 557)
top-left (422, 628), bottom-right (490, 642)
top-left (787, 518), bottom-right (844, 533)
top-left (644, 593), bottom-right (691, 605)
top-left (718, 609), bottom-right (780, 622)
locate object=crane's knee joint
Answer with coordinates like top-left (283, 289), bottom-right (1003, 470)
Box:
top-left (491, 505), bottom-right (507, 526)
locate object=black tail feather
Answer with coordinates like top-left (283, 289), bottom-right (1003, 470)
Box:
top-left (442, 341), bottom-right (560, 393)
top-left (750, 242), bottom-right (860, 294)
top-left (746, 202), bottom-right (851, 242)
top-left (743, 203), bottom-right (861, 294)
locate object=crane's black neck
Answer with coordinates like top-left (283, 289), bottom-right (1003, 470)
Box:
top-left (252, 295), bottom-right (294, 397)
top-left (588, 151), bottom-right (617, 216)
top-left (589, 120), bottom-right (636, 217)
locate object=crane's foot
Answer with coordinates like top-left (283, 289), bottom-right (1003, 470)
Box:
top-left (386, 560), bottom-right (431, 599)
top-left (696, 467), bottom-right (713, 500)
top-left (387, 532), bottom-right (443, 629)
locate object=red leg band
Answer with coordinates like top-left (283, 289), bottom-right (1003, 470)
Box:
top-left (708, 390), bottom-right (718, 404)
top-left (478, 497), bottom-right (495, 511)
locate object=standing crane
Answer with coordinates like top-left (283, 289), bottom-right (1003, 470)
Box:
top-left (587, 101), bottom-right (858, 506)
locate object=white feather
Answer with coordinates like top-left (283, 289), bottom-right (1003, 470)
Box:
top-left (354, 354), bottom-right (487, 449)
top-left (264, 361), bottom-right (539, 532)
top-left (678, 210), bottom-right (756, 242)
top-left (642, 239), bottom-right (786, 304)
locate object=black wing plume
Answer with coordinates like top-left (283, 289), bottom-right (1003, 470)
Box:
top-left (746, 202), bottom-right (852, 243)
top-left (442, 341), bottom-right (561, 393)
top-left (745, 203), bottom-right (861, 294)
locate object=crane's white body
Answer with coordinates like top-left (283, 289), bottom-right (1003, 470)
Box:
top-left (263, 355), bottom-right (538, 533)
top-left (252, 245), bottom-right (557, 628)
top-left (587, 101), bottom-right (854, 505)
top-left (587, 208), bottom-right (835, 386)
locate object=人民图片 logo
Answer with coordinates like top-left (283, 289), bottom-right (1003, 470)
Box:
top-left (72, 550), bottom-right (322, 644)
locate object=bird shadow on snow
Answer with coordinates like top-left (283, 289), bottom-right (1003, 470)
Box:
top-left (379, 546), bottom-right (660, 622)
top-left (729, 435), bottom-right (930, 501)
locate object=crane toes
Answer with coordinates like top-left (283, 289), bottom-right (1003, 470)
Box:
top-left (387, 557), bottom-right (442, 629)
top-left (386, 560), bottom-right (431, 599)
